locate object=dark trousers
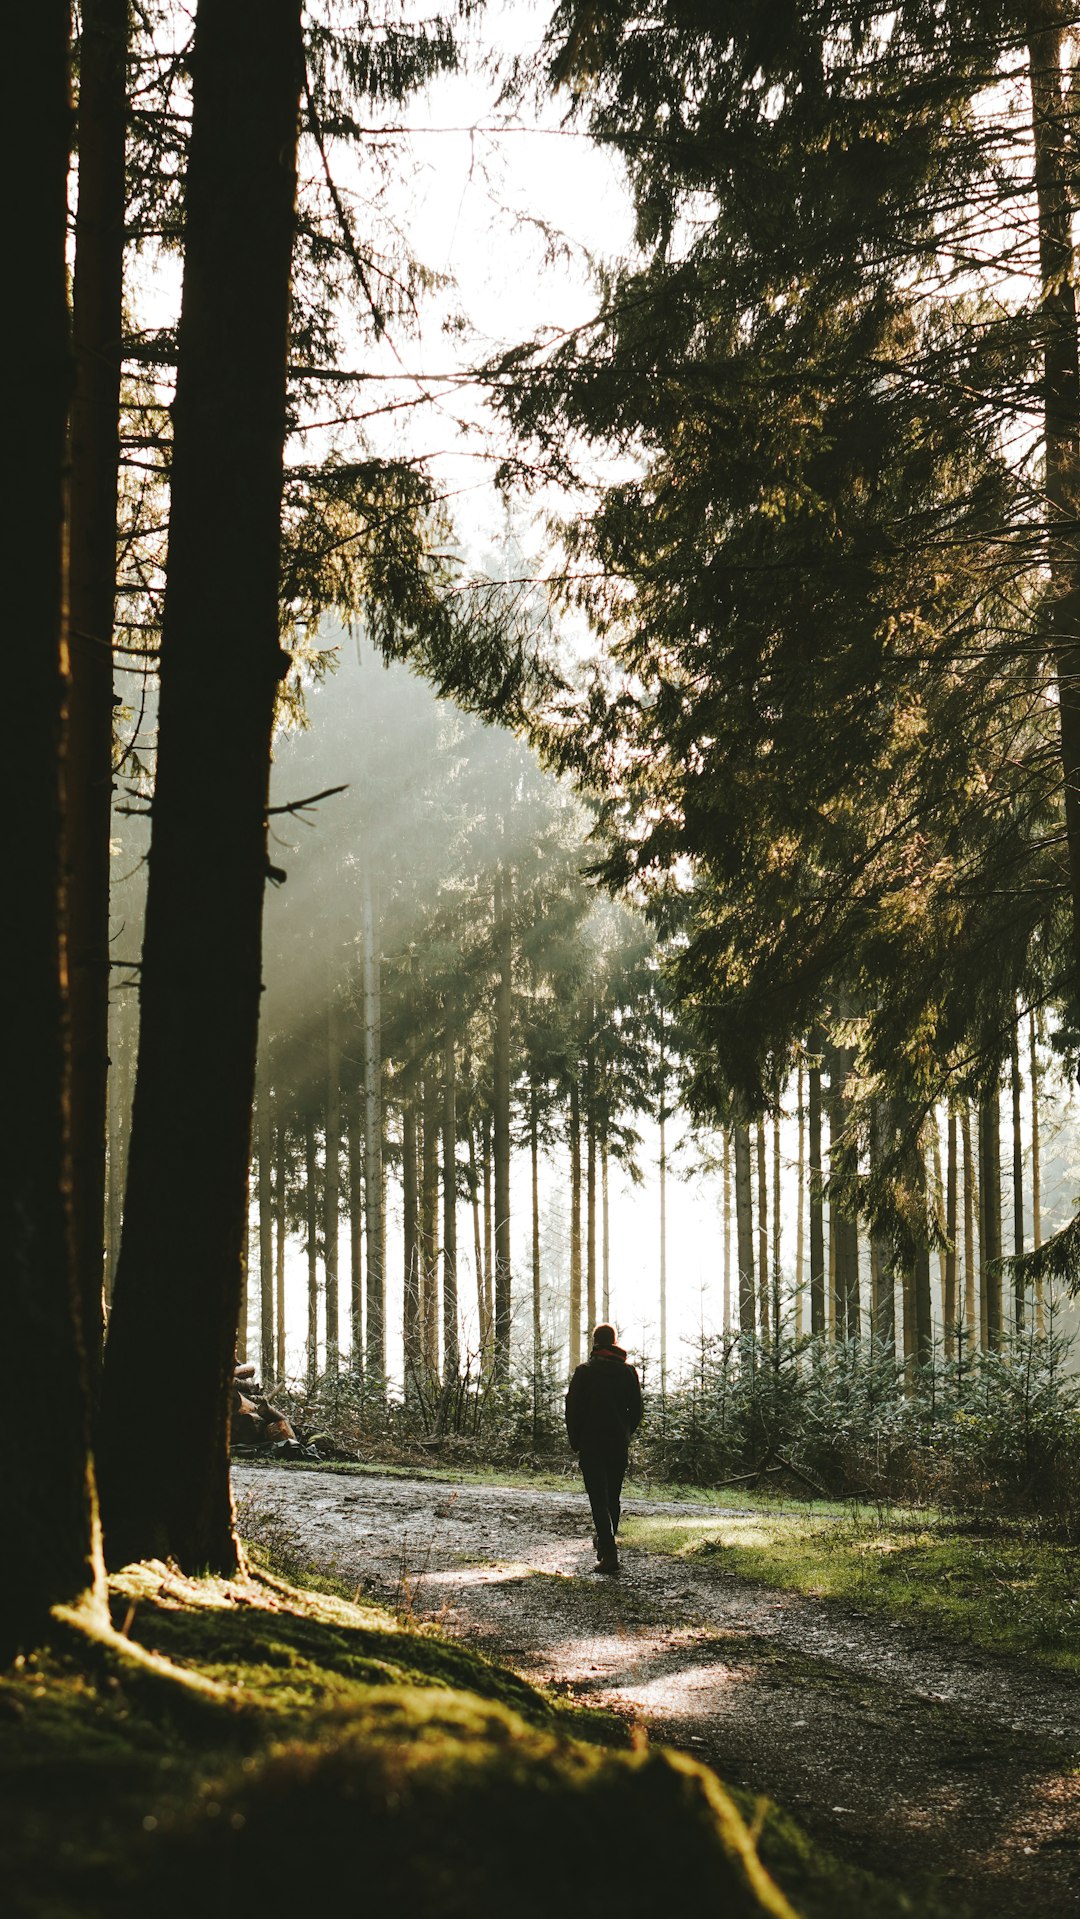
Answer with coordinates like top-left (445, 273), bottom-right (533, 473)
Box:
top-left (579, 1447), bottom-right (627, 1553)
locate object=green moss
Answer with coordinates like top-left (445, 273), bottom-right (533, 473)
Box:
top-left (621, 1508), bottom-right (1080, 1669)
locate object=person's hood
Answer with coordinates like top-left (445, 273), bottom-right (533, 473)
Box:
top-left (589, 1343), bottom-right (627, 1364)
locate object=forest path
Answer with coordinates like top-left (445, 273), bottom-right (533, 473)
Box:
top-left (233, 1464), bottom-right (1080, 1917)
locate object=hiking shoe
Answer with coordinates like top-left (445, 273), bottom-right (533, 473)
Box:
top-left (595, 1548), bottom-right (619, 1574)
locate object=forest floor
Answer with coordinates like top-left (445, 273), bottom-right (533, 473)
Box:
top-left (234, 1462), bottom-right (1080, 1919)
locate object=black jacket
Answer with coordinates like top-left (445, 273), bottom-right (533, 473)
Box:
top-left (565, 1346), bottom-right (643, 1453)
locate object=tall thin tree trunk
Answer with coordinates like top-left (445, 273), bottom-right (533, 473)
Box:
top-left (808, 1041), bottom-right (825, 1338)
top-left (979, 1087), bottom-right (1003, 1350)
top-left (734, 1120), bottom-right (755, 1340)
top-left (1011, 1019), bottom-right (1025, 1332)
top-left (402, 1070), bottom-right (420, 1387)
top-left (755, 1118), bottom-right (769, 1345)
top-left (348, 1099), bottom-right (363, 1372)
top-left (67, 0), bottom-right (128, 1385)
top-left (467, 1122), bottom-right (487, 1355)
top-left (257, 1066), bottom-right (274, 1384)
top-left (493, 866), bottom-right (513, 1380)
top-left (569, 1082), bottom-right (582, 1370)
top-left (586, 1029), bottom-right (597, 1337)
top-left (772, 1107), bottom-right (782, 1345)
top-left (530, 1083), bottom-right (542, 1421)
top-left (602, 1137), bottom-right (611, 1322)
top-left (97, 0), bottom-right (304, 1573)
top-left (442, 1007), bottom-right (459, 1379)
top-left (869, 1098), bottom-right (895, 1350)
top-left (1031, 1010), bottom-right (1044, 1332)
top-left (1028, 3), bottom-right (1080, 992)
top-left (944, 1107), bottom-right (958, 1358)
top-left (421, 1073), bottom-right (440, 1378)
top-left (722, 1126), bottom-right (732, 1335)
top-left (362, 867), bottom-right (384, 1382)
top-left (962, 1102), bottom-right (977, 1342)
top-left (795, 1068), bottom-right (805, 1341)
top-left (482, 1113), bottom-right (493, 1339)
top-left (305, 1116), bottom-right (319, 1383)
top-left (275, 1105), bottom-right (286, 1380)
top-left (2, 2), bottom-right (106, 1650)
top-left (659, 1044), bottom-right (669, 1388)
top-left (930, 1109), bottom-right (947, 1317)
top-left (324, 1000), bottom-right (340, 1377)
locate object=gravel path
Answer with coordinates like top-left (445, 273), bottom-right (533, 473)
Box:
top-left (233, 1464), bottom-right (1080, 1917)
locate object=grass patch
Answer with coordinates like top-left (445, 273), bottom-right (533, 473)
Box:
top-left (621, 1507), bottom-right (1080, 1669)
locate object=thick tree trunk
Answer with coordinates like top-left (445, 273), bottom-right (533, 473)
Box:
top-left (1, 2), bottom-right (106, 1653)
top-left (324, 1000), bottom-right (340, 1377)
top-left (257, 1068), bottom-right (274, 1383)
top-left (733, 1120), bottom-right (755, 1338)
top-left (1011, 1020), bottom-right (1025, 1332)
top-left (305, 1115), bottom-right (319, 1382)
top-left (442, 1008), bottom-right (459, 1379)
top-left (97, 0), bottom-right (303, 1573)
top-left (1028, 4), bottom-right (1080, 994)
top-left (569, 1081), bottom-right (582, 1370)
top-left (493, 866), bottom-right (513, 1380)
top-left (808, 1042), bottom-right (825, 1338)
top-left (67, 0), bottom-right (128, 1384)
top-left (362, 867), bottom-right (384, 1382)
top-left (979, 1087), bottom-right (1003, 1350)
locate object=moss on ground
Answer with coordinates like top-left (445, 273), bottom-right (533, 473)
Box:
top-left (621, 1507), bottom-right (1080, 1669)
top-left (0, 1548), bottom-right (948, 1919)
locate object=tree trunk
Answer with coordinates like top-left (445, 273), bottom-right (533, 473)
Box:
top-left (944, 1106), bottom-right (958, 1358)
top-left (772, 1107), bottom-right (782, 1346)
top-left (1011, 1019), bottom-right (1025, 1332)
top-left (755, 1117), bottom-right (769, 1345)
top-left (586, 1027), bottom-right (597, 1337)
top-left (827, 1040), bottom-right (859, 1340)
top-left (1031, 1010), bottom-right (1044, 1332)
top-left (602, 1136), bottom-right (611, 1322)
top-left (733, 1120), bottom-right (755, 1339)
top-left (348, 1098), bottom-right (363, 1372)
top-left (305, 1115), bottom-right (319, 1382)
top-left (493, 866), bottom-right (513, 1380)
top-left (808, 1039), bottom-right (825, 1338)
top-left (794, 1068), bottom-right (805, 1341)
top-left (96, 0), bottom-right (303, 1573)
top-left (569, 1081), bottom-right (582, 1370)
top-left (869, 1097), bottom-right (895, 1349)
top-left (257, 1067), bottom-right (274, 1384)
top-left (930, 1109), bottom-right (947, 1318)
top-left (722, 1126), bottom-right (732, 1335)
top-left (362, 866), bottom-right (384, 1383)
top-left (66, 0), bottom-right (128, 1385)
top-left (421, 1072), bottom-right (440, 1377)
top-left (1, 2), bottom-right (106, 1653)
top-left (979, 1087), bottom-right (1003, 1350)
top-left (402, 1069), bottom-right (420, 1386)
top-left (962, 1102), bottom-right (977, 1344)
top-left (467, 1122), bottom-right (487, 1356)
top-left (442, 1007), bottom-right (459, 1379)
top-left (324, 999), bottom-right (340, 1377)
top-left (275, 1105), bottom-right (286, 1381)
top-left (659, 1066), bottom-right (669, 1388)
top-left (482, 1112), bottom-right (493, 1339)
top-left (530, 1083), bottom-right (542, 1424)
top-left (1027, 3), bottom-right (1080, 993)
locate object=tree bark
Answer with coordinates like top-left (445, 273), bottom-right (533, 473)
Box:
top-left (808, 1040), bottom-right (825, 1338)
top-left (1031, 1010), bottom-right (1044, 1332)
top-left (257, 1066), bottom-right (274, 1383)
top-left (66, 0), bottom-right (128, 1384)
top-left (348, 1097), bottom-right (363, 1372)
top-left (962, 1102), bottom-right (977, 1345)
top-left (869, 1097), bottom-right (895, 1349)
top-left (722, 1126), bottom-right (732, 1335)
top-left (1, 2), bottom-right (106, 1652)
top-left (733, 1120), bottom-right (755, 1339)
top-left (794, 1068), bottom-right (805, 1341)
top-left (530, 1083), bottom-right (542, 1423)
top-left (944, 1106), bottom-right (958, 1358)
top-left (569, 1081), bottom-right (582, 1370)
top-left (1011, 1019), bottom-right (1025, 1332)
top-left (979, 1087), bottom-right (1003, 1350)
top-left (602, 1135), bottom-right (611, 1322)
top-left (305, 1115), bottom-right (319, 1382)
top-left (402, 1069), bottom-right (420, 1386)
top-left (482, 1112), bottom-right (493, 1340)
top-left (324, 999), bottom-right (340, 1377)
top-left (442, 1006), bottom-right (459, 1378)
top-left (96, 0), bottom-right (303, 1572)
top-left (421, 1072), bottom-right (440, 1377)
top-left (586, 1023), bottom-right (597, 1337)
top-left (275, 1103), bottom-right (286, 1380)
top-left (362, 866), bottom-right (384, 1382)
top-left (659, 1046), bottom-right (669, 1386)
top-left (1027, 3), bottom-right (1080, 995)
top-left (755, 1117), bottom-right (769, 1345)
top-left (771, 1108), bottom-right (782, 1346)
top-left (493, 866), bottom-right (513, 1379)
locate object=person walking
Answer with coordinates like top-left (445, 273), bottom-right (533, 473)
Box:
top-left (565, 1323), bottom-right (643, 1573)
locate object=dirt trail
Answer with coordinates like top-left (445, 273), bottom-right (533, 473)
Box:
top-left (233, 1464), bottom-right (1080, 1917)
